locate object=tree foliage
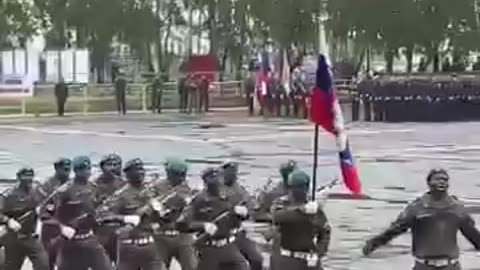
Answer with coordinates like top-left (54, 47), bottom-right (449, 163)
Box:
top-left (2, 0), bottom-right (480, 72)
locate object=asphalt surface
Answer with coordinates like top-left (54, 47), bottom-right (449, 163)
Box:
top-left (1, 109), bottom-right (480, 270)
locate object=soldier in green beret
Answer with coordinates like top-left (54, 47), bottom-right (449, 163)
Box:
top-left (54, 156), bottom-right (112, 270)
top-left (151, 158), bottom-right (197, 270)
top-left (37, 158), bottom-right (71, 270)
top-left (0, 167), bottom-right (49, 270)
top-left (220, 161), bottom-right (262, 270)
top-left (270, 170), bottom-right (331, 270)
top-left (253, 160), bottom-right (298, 222)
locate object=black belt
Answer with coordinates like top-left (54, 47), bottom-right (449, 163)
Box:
top-left (17, 233), bottom-right (38, 239)
top-left (205, 236), bottom-right (236, 247)
top-left (121, 236), bottom-right (155, 246)
top-left (415, 258), bottom-right (459, 267)
top-left (72, 231), bottom-right (93, 240)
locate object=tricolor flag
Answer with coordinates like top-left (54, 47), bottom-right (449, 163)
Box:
top-left (309, 55), bottom-right (362, 195)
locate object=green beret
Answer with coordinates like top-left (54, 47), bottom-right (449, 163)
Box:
top-left (54, 158), bottom-right (71, 168)
top-left (280, 160), bottom-right (297, 175)
top-left (17, 167), bottom-right (34, 177)
top-left (165, 158), bottom-right (188, 173)
top-left (123, 158), bottom-right (144, 172)
top-left (287, 170), bottom-right (310, 188)
top-left (72, 156), bottom-right (91, 171)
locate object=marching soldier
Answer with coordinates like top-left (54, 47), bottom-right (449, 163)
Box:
top-left (362, 168), bottom-right (480, 270)
top-left (151, 158), bottom-right (197, 270)
top-left (220, 161), bottom-right (263, 270)
top-left (54, 156), bottom-right (112, 270)
top-left (270, 170), bottom-right (331, 270)
top-left (38, 158), bottom-right (72, 270)
top-left (0, 167), bottom-right (49, 270)
top-left (253, 160), bottom-right (298, 222)
top-left (177, 167), bottom-right (250, 270)
top-left (94, 154), bottom-right (126, 264)
top-left (100, 158), bottom-right (165, 270)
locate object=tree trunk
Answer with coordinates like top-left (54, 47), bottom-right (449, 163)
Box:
top-left (405, 44), bottom-right (414, 73)
top-left (384, 45), bottom-right (395, 73)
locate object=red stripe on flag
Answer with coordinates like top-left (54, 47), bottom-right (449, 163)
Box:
top-left (309, 87), bottom-right (336, 134)
top-left (340, 161), bottom-right (362, 195)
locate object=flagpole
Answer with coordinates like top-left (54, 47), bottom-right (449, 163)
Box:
top-left (312, 124), bottom-right (319, 200)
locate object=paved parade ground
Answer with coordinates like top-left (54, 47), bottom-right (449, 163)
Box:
top-left (1, 110), bottom-right (480, 270)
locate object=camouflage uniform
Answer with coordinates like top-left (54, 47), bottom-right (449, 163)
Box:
top-left (101, 158), bottom-right (165, 270)
top-left (151, 158), bottom-right (197, 270)
top-left (253, 160), bottom-right (298, 222)
top-left (94, 154), bottom-right (125, 264)
top-left (177, 168), bottom-right (249, 270)
top-left (0, 168), bottom-right (49, 270)
top-left (221, 162), bottom-right (263, 270)
top-left (54, 156), bottom-right (112, 270)
top-left (363, 169), bottom-right (480, 270)
top-left (38, 158), bottom-right (71, 270)
top-left (270, 170), bottom-right (331, 270)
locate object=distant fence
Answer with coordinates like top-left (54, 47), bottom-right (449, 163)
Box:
top-left (0, 80), bottom-right (245, 115)
top-left (0, 79), bottom-right (355, 116)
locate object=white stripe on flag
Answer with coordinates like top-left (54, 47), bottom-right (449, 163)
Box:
top-left (336, 132), bottom-right (348, 151)
top-left (332, 99), bottom-right (345, 133)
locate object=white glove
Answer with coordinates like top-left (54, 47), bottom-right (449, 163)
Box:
top-left (60, 225), bottom-right (76, 239)
top-left (303, 201), bottom-right (318, 215)
top-left (123, 215), bottom-right (141, 226)
top-left (0, 225), bottom-right (7, 238)
top-left (203, 222), bottom-right (217, 236)
top-left (7, 218), bottom-right (21, 232)
top-left (150, 199), bottom-right (169, 217)
top-left (234, 205), bottom-right (248, 217)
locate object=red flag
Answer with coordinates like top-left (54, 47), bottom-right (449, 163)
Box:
top-left (309, 55), bottom-right (362, 195)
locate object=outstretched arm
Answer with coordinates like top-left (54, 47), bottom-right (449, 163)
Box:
top-left (363, 204), bottom-right (415, 255)
top-left (460, 212), bottom-right (480, 250)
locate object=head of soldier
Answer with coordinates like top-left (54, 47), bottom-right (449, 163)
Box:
top-left (280, 160), bottom-right (297, 185)
top-left (54, 157), bottom-right (71, 181)
top-left (427, 168), bottom-right (449, 194)
top-left (111, 154), bottom-right (123, 176)
top-left (123, 158), bottom-right (145, 184)
top-left (287, 170), bottom-right (310, 202)
top-left (100, 154), bottom-right (122, 178)
top-left (17, 167), bottom-right (34, 190)
top-left (72, 156), bottom-right (92, 181)
top-left (164, 158), bottom-right (188, 186)
top-left (221, 161), bottom-right (238, 186)
top-left (202, 167), bottom-right (221, 195)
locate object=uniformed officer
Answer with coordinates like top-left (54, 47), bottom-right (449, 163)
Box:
top-left (151, 76), bottom-right (164, 114)
top-left (253, 160), bottom-right (298, 222)
top-left (177, 167), bottom-right (250, 270)
top-left (362, 168), bottom-right (480, 270)
top-left (94, 154), bottom-right (126, 264)
top-left (270, 170), bottom-right (331, 270)
top-left (198, 76), bottom-right (210, 113)
top-left (244, 73), bottom-right (256, 116)
top-left (54, 78), bottom-right (69, 117)
top-left (54, 156), bottom-right (112, 270)
top-left (101, 158), bottom-right (165, 270)
top-left (38, 158), bottom-right (72, 270)
top-left (114, 74), bottom-right (127, 115)
top-left (178, 75), bottom-right (188, 113)
top-left (0, 167), bottom-right (50, 270)
top-left (151, 158), bottom-right (197, 270)
top-left (220, 161), bottom-right (263, 270)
